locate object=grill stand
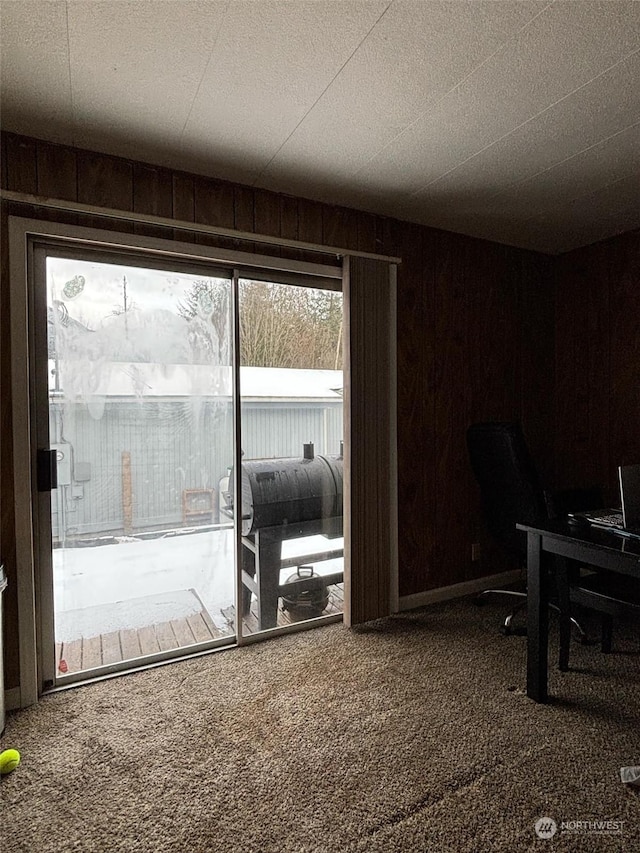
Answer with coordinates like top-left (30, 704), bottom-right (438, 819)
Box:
top-left (241, 517), bottom-right (343, 630)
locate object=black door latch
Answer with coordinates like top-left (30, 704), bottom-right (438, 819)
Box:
top-left (37, 449), bottom-right (58, 491)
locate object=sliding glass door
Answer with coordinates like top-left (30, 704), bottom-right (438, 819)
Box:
top-left (29, 235), bottom-right (344, 687)
top-left (38, 249), bottom-right (236, 683)
top-left (235, 277), bottom-right (344, 638)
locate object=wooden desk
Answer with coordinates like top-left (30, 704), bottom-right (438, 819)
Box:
top-left (518, 521), bottom-right (640, 703)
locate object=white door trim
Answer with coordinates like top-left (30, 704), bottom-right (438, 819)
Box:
top-left (8, 220), bottom-right (39, 707)
top-left (8, 216), bottom-right (350, 705)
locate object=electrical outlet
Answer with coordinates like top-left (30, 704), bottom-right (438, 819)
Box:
top-left (471, 543), bottom-right (481, 562)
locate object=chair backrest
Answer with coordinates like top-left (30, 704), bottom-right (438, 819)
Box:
top-left (466, 422), bottom-right (549, 557)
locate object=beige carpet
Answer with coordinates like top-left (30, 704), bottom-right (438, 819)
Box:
top-left (1, 597), bottom-right (639, 852)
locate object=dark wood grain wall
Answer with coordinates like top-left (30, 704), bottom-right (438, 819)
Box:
top-left (1, 132), bottom-right (555, 690)
top-left (555, 229), bottom-right (640, 504)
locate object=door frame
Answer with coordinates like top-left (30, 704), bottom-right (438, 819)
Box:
top-left (8, 215), bottom-right (397, 706)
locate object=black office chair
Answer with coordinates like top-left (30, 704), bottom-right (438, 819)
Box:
top-left (467, 422), bottom-right (600, 638)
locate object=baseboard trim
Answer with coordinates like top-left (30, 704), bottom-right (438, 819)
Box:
top-left (398, 569), bottom-right (522, 612)
top-left (4, 687), bottom-right (21, 713)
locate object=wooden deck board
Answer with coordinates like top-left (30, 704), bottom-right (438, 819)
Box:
top-left (187, 612), bottom-right (212, 643)
top-left (230, 582), bottom-right (344, 635)
top-left (101, 631), bottom-right (122, 665)
top-left (138, 625), bottom-right (160, 656)
top-left (155, 620), bottom-right (178, 652)
top-left (171, 618), bottom-right (196, 647)
top-left (54, 587), bottom-right (341, 677)
top-left (82, 635), bottom-right (102, 670)
top-left (55, 611), bottom-right (221, 677)
top-left (120, 628), bottom-right (142, 661)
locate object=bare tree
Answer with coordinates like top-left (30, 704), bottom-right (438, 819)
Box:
top-left (177, 279), bottom-right (342, 369)
top-left (239, 281), bottom-right (342, 369)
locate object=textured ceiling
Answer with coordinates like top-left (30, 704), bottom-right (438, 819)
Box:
top-left (1, 0), bottom-right (639, 254)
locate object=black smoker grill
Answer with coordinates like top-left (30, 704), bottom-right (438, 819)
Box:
top-left (238, 444), bottom-right (344, 629)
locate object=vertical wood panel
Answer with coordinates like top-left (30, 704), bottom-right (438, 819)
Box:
top-left (323, 206), bottom-right (358, 250)
top-left (133, 163), bottom-right (172, 239)
top-left (279, 195), bottom-right (300, 261)
top-left (344, 256), bottom-right (393, 625)
top-left (280, 196), bottom-right (298, 242)
top-left (194, 176), bottom-right (235, 250)
top-left (254, 189), bottom-right (282, 257)
top-left (296, 197), bottom-right (324, 265)
top-left (172, 173), bottom-right (195, 243)
top-left (396, 223), bottom-right (435, 596)
top-left (608, 234), bottom-right (640, 479)
top-left (0, 134), bottom-right (8, 189)
top-left (466, 241), bottom-right (521, 579)
top-left (254, 189), bottom-right (281, 237)
top-left (77, 151), bottom-right (134, 233)
top-left (555, 254), bottom-right (582, 488)
top-left (433, 232), bottom-right (469, 584)
top-left (467, 241), bottom-right (518, 423)
top-left (297, 198), bottom-right (323, 243)
top-left (555, 237), bottom-right (624, 506)
top-left (5, 134), bottom-right (37, 193)
top-left (254, 188), bottom-right (281, 261)
top-left (557, 256), bottom-right (588, 484)
top-left (518, 252), bottom-right (556, 485)
top-left (357, 212), bottom-right (377, 254)
top-left (233, 185), bottom-right (255, 253)
top-left (583, 248), bottom-right (611, 496)
top-left (36, 141), bottom-right (77, 200)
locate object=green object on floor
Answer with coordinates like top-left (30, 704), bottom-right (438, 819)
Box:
top-left (0, 749), bottom-right (21, 775)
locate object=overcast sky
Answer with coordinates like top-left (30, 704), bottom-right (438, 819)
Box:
top-left (47, 256), bottom-right (227, 328)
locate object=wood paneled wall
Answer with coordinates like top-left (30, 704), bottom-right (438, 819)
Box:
top-left (1, 132), bottom-right (555, 691)
top-left (555, 229), bottom-right (640, 503)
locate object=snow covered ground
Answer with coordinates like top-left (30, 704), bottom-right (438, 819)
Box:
top-left (53, 527), bottom-right (343, 641)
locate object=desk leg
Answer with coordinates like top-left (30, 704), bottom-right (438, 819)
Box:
top-left (526, 531), bottom-right (549, 703)
top-left (556, 557), bottom-right (572, 672)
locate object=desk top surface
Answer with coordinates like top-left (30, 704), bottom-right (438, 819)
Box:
top-left (517, 518), bottom-right (640, 560)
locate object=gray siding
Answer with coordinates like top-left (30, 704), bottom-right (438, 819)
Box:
top-left (50, 399), bottom-right (342, 540)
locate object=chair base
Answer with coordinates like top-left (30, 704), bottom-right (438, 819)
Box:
top-left (476, 588), bottom-right (587, 643)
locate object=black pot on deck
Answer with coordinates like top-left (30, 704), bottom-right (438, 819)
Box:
top-left (281, 565), bottom-right (329, 618)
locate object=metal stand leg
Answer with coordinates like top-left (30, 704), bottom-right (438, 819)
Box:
top-left (254, 530), bottom-right (282, 630)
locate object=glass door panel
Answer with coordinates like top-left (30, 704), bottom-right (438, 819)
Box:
top-left (45, 255), bottom-right (235, 680)
top-left (236, 278), bottom-right (344, 636)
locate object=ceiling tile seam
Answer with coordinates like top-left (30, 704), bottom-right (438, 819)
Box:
top-left (411, 45), bottom-right (640, 198)
top-left (249, 0), bottom-right (395, 187)
top-left (415, 117), bottom-right (640, 215)
top-left (65, 0), bottom-right (76, 147)
top-left (349, 0), bottom-right (556, 180)
top-left (484, 169), bottom-right (640, 237)
top-left (178, 0), bottom-right (232, 144)
top-left (497, 118), bottom-right (640, 196)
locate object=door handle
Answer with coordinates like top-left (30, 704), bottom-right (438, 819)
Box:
top-left (37, 449), bottom-right (58, 491)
